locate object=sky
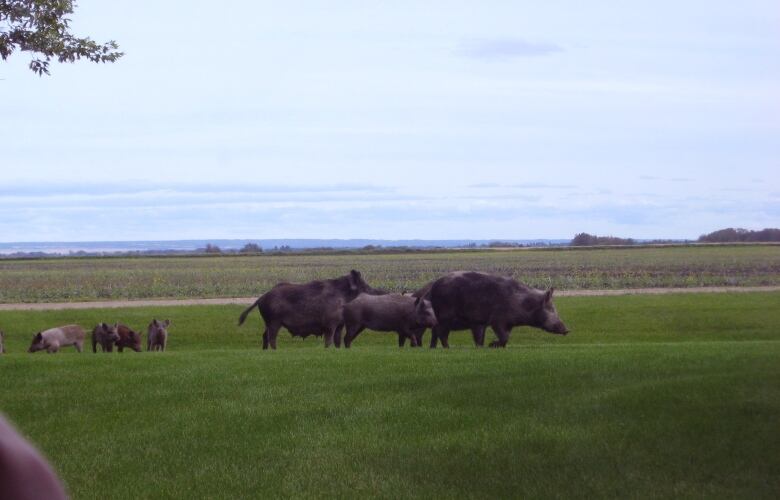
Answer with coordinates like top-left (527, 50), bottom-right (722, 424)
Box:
top-left (1, 1), bottom-right (778, 242)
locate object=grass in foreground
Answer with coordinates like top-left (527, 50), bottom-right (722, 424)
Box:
top-left (1, 292), bottom-right (779, 498)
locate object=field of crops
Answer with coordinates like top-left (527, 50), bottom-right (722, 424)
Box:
top-left (1, 292), bottom-right (779, 498)
top-left (1, 244), bottom-right (779, 303)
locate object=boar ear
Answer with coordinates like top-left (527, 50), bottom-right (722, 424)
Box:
top-left (35, 332), bottom-right (42, 340)
top-left (349, 270), bottom-right (361, 290)
top-left (152, 319), bottom-right (159, 326)
top-left (101, 322), bottom-right (108, 329)
top-left (164, 320), bottom-right (170, 327)
top-left (544, 288), bottom-right (554, 302)
top-left (414, 296), bottom-right (422, 306)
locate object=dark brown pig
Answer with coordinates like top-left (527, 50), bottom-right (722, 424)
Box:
top-left (238, 270), bottom-right (384, 349)
top-left (91, 323), bottom-right (120, 353)
top-left (342, 293), bottom-right (437, 348)
top-left (116, 324), bottom-right (143, 352)
top-left (421, 271), bottom-right (569, 348)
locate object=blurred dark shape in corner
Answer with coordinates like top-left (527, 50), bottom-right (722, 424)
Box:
top-left (0, 414), bottom-right (68, 500)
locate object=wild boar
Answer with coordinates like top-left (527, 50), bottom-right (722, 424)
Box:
top-left (343, 293), bottom-right (437, 348)
top-left (238, 270), bottom-right (385, 349)
top-left (421, 271), bottom-right (569, 348)
top-left (147, 319), bottom-right (171, 352)
top-left (116, 324), bottom-right (143, 352)
top-left (28, 325), bottom-right (85, 353)
top-left (91, 323), bottom-right (120, 353)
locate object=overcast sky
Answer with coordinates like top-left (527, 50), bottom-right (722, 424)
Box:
top-left (1, 1), bottom-right (778, 241)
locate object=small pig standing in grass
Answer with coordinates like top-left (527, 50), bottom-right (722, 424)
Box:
top-left (116, 324), bottom-right (143, 352)
top-left (91, 323), bottom-right (120, 353)
top-left (343, 293), bottom-right (438, 348)
top-left (147, 319), bottom-right (171, 352)
top-left (28, 325), bottom-right (85, 353)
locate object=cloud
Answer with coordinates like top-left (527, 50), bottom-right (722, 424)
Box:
top-left (469, 182), bottom-right (575, 189)
top-left (640, 176), bottom-right (693, 182)
top-left (459, 37), bottom-right (564, 59)
top-left (0, 182), bottom-right (394, 198)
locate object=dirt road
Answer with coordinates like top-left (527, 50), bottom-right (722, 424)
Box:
top-left (1, 286), bottom-right (779, 311)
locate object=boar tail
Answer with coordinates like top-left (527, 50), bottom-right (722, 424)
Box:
top-left (238, 296), bottom-right (263, 326)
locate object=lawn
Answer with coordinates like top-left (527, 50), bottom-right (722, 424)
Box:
top-left (1, 292), bottom-right (779, 498)
top-left (1, 244), bottom-right (779, 303)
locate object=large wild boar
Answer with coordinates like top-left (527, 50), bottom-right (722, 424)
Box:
top-left (342, 293), bottom-right (438, 348)
top-left (238, 270), bottom-right (384, 349)
top-left (147, 319), bottom-right (171, 352)
top-left (91, 323), bottom-right (120, 353)
top-left (420, 271), bottom-right (569, 348)
top-left (116, 324), bottom-right (143, 352)
top-left (28, 325), bottom-right (86, 353)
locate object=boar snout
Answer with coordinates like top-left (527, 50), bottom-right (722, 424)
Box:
top-left (548, 322), bottom-right (569, 335)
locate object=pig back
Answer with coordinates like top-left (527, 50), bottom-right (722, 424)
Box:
top-left (429, 272), bottom-right (520, 326)
top-left (43, 325), bottom-right (85, 343)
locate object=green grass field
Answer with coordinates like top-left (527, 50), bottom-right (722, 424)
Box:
top-left (2, 292), bottom-right (779, 498)
top-left (1, 244), bottom-right (779, 302)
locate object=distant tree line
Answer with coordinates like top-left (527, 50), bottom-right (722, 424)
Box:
top-left (570, 233), bottom-right (636, 246)
top-left (698, 228), bottom-right (780, 243)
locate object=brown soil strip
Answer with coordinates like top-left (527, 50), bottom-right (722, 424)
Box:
top-left (1, 286), bottom-right (779, 311)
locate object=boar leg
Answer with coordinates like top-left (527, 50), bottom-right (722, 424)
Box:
top-left (398, 329), bottom-right (416, 348)
top-left (413, 329), bottom-right (425, 348)
top-left (431, 326), bottom-right (449, 348)
top-left (74, 341), bottom-right (83, 353)
top-left (344, 325), bottom-right (363, 348)
top-left (333, 323), bottom-right (344, 348)
top-left (429, 326), bottom-right (441, 348)
top-left (323, 326), bottom-right (336, 348)
top-left (261, 329), bottom-right (269, 350)
top-left (471, 326), bottom-right (486, 347)
top-left (92, 336), bottom-right (98, 353)
top-left (489, 325), bottom-right (509, 348)
top-left (266, 322), bottom-right (281, 350)
top-left (162, 333), bottom-right (167, 352)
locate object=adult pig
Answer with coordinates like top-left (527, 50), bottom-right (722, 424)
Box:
top-left (422, 271), bottom-right (569, 348)
top-left (91, 323), bottom-right (120, 353)
top-left (238, 270), bottom-right (384, 349)
top-left (342, 293), bottom-right (437, 348)
top-left (28, 325), bottom-right (86, 353)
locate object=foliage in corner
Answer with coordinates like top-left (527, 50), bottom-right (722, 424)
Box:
top-left (0, 0), bottom-right (122, 75)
